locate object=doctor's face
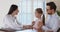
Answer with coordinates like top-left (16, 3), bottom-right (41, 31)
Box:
top-left (13, 8), bottom-right (19, 15)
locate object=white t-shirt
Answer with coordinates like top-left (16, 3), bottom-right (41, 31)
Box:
top-left (2, 15), bottom-right (23, 31)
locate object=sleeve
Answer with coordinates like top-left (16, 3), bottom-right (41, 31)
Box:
top-left (3, 17), bottom-right (24, 31)
top-left (42, 26), bottom-right (51, 31)
top-left (51, 18), bottom-right (59, 32)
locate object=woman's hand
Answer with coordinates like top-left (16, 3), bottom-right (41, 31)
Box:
top-left (38, 21), bottom-right (43, 28)
top-left (32, 21), bottom-right (43, 30)
top-left (23, 25), bottom-right (33, 29)
top-left (34, 21), bottom-right (43, 30)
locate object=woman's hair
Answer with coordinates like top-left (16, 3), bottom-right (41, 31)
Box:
top-left (8, 4), bottom-right (18, 15)
top-left (35, 8), bottom-right (43, 14)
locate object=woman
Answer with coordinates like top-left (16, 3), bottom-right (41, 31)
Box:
top-left (2, 4), bottom-right (32, 32)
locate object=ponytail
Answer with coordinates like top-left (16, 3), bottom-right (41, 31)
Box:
top-left (42, 14), bottom-right (45, 25)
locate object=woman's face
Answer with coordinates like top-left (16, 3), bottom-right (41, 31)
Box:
top-left (13, 8), bottom-right (19, 15)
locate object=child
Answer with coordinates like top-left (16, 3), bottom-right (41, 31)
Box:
top-left (32, 8), bottom-right (44, 32)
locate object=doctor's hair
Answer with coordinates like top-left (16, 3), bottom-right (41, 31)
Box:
top-left (8, 4), bottom-right (18, 15)
top-left (47, 2), bottom-right (57, 11)
top-left (35, 8), bottom-right (43, 14)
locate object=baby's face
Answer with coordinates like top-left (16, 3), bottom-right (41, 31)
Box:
top-left (35, 11), bottom-right (42, 18)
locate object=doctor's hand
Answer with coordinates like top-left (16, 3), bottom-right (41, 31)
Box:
top-left (23, 25), bottom-right (33, 29)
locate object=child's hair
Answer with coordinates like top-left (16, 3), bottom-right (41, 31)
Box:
top-left (36, 8), bottom-right (45, 25)
top-left (35, 8), bottom-right (43, 14)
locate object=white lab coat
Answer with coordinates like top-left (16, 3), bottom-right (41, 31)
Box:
top-left (2, 15), bottom-right (24, 31)
top-left (42, 13), bottom-right (60, 32)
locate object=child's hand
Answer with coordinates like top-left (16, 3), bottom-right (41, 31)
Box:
top-left (32, 21), bottom-right (35, 26)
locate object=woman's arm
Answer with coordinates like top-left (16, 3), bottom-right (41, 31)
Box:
top-left (23, 25), bottom-right (33, 29)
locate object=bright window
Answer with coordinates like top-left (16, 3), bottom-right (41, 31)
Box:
top-left (17, 0), bottom-right (45, 32)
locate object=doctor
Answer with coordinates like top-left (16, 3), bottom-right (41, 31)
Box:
top-left (42, 2), bottom-right (59, 32)
top-left (2, 4), bottom-right (32, 32)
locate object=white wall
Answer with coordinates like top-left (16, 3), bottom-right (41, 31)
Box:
top-left (0, 0), bottom-right (20, 28)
